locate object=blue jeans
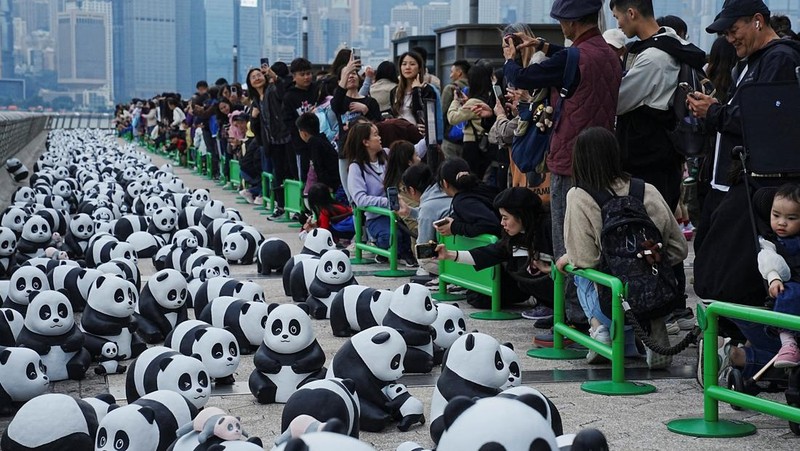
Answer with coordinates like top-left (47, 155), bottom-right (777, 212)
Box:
top-left (240, 168), bottom-right (261, 196)
top-left (366, 216), bottom-right (411, 257)
top-left (576, 275), bottom-right (641, 356)
top-left (730, 318), bottom-right (781, 379)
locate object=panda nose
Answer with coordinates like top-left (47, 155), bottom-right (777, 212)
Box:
top-left (53, 318), bottom-right (59, 323)
top-left (196, 388), bottom-right (203, 393)
top-left (282, 334), bottom-right (288, 339)
top-left (227, 357), bottom-right (233, 361)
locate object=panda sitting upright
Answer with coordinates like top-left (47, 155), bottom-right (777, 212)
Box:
top-left (248, 303), bottom-right (326, 404)
top-left (0, 226), bottom-right (18, 279)
top-left (62, 213), bottom-right (94, 259)
top-left (0, 346), bottom-right (49, 415)
top-left (135, 268), bottom-right (189, 344)
top-left (15, 215), bottom-right (56, 263)
top-left (381, 283), bottom-right (437, 374)
top-left (305, 249), bottom-right (357, 320)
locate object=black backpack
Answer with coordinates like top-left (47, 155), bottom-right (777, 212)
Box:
top-left (582, 178), bottom-right (679, 321)
top-left (668, 62), bottom-right (714, 157)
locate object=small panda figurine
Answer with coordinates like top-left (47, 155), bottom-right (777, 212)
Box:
top-left (0, 226), bottom-right (18, 279)
top-left (126, 345), bottom-right (211, 410)
top-left (62, 213), bottom-right (94, 259)
top-left (0, 308), bottom-right (24, 345)
top-left (381, 383), bottom-right (425, 432)
top-left (47, 265), bottom-right (103, 313)
top-left (282, 228), bottom-right (336, 296)
top-left (272, 431), bottom-right (377, 451)
top-left (6, 158), bottom-right (29, 182)
top-left (222, 228), bottom-right (261, 265)
top-left (148, 206), bottom-right (179, 243)
top-left (499, 342), bottom-right (521, 390)
top-left (201, 200), bottom-right (227, 227)
top-left (256, 237), bottom-right (291, 276)
top-left (96, 390), bottom-right (197, 451)
top-left (0, 346), bottom-right (49, 415)
top-left (135, 268), bottom-right (189, 344)
top-left (327, 326), bottom-right (413, 432)
top-left (171, 407), bottom-right (263, 451)
top-left (198, 297), bottom-right (267, 355)
top-left (430, 303), bottom-right (467, 365)
top-left (280, 378), bottom-right (360, 439)
top-left (382, 283), bottom-right (437, 374)
top-left (0, 206), bottom-right (29, 238)
top-left (80, 274), bottom-right (146, 375)
top-left (127, 230), bottom-right (167, 259)
top-left (306, 249), bottom-right (357, 319)
top-left (15, 215), bottom-right (54, 263)
top-left (329, 285), bottom-right (393, 337)
top-left (276, 414), bottom-right (348, 447)
top-left (165, 320), bottom-right (240, 385)
top-left (190, 189), bottom-right (211, 208)
top-left (249, 303), bottom-right (326, 404)
top-left (15, 290), bottom-right (91, 381)
top-left (498, 386), bottom-right (563, 437)
top-left (429, 332), bottom-right (508, 444)
top-left (1, 393), bottom-right (100, 450)
top-left (193, 277), bottom-right (264, 317)
top-left (113, 214), bottom-right (149, 241)
top-left (288, 258), bottom-right (320, 303)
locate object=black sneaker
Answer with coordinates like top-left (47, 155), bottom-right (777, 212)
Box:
top-left (533, 317), bottom-right (554, 329)
top-left (400, 255), bottom-right (419, 268)
top-left (267, 207), bottom-right (285, 220)
top-left (374, 255), bottom-right (389, 264)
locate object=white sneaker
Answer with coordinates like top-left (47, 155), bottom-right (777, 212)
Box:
top-left (666, 321), bottom-right (680, 335)
top-left (252, 196), bottom-right (263, 205)
top-left (238, 189), bottom-right (254, 203)
top-left (586, 325), bottom-right (611, 364)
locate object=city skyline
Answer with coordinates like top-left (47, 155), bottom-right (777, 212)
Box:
top-left (2, 0), bottom-right (799, 107)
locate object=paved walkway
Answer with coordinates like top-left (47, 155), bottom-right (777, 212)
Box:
top-left (3, 140), bottom-right (799, 450)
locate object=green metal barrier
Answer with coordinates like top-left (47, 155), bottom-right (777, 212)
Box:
top-left (527, 264), bottom-right (656, 396)
top-left (433, 234), bottom-right (519, 320)
top-left (205, 154), bottom-right (214, 180)
top-left (257, 172), bottom-right (276, 214)
top-left (667, 302), bottom-right (800, 437)
top-left (228, 159), bottom-right (249, 204)
top-left (351, 206), bottom-right (416, 278)
top-left (279, 179), bottom-right (304, 228)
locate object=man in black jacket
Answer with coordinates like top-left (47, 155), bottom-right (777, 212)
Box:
top-left (282, 58), bottom-right (318, 186)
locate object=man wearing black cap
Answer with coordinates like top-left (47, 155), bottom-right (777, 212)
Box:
top-left (502, 0), bottom-right (621, 326)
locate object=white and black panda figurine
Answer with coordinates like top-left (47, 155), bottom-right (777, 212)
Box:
top-left (256, 237), bottom-right (291, 276)
top-left (430, 303), bottom-right (467, 365)
top-left (113, 214), bottom-right (149, 241)
top-left (499, 342), bottom-right (521, 390)
top-left (382, 283), bottom-right (437, 374)
top-left (0, 226), bottom-right (18, 279)
top-left (125, 346), bottom-right (211, 410)
top-left (497, 386), bottom-right (563, 438)
top-left (148, 206), bottom-right (179, 243)
top-left (5, 158), bottom-right (29, 182)
top-left (381, 383), bottom-right (425, 432)
top-left (80, 274), bottom-right (146, 375)
top-left (429, 332), bottom-right (508, 444)
top-left (15, 215), bottom-right (55, 263)
top-left (135, 269), bottom-right (189, 344)
top-left (126, 230), bottom-right (166, 259)
top-left (280, 378), bottom-right (360, 439)
top-left (222, 228), bottom-right (261, 265)
top-left (4, 266), bottom-right (49, 315)
top-left (0, 307), bottom-right (24, 345)
top-left (282, 228), bottom-right (336, 296)
top-left (192, 278), bottom-right (264, 318)
top-left (0, 346), bottom-right (49, 415)
top-left (329, 285), bottom-right (392, 337)
top-left (306, 249), bottom-right (357, 319)
top-left (47, 265), bottom-right (100, 312)
top-left (326, 326), bottom-right (413, 432)
top-left (62, 213), bottom-right (94, 259)
top-left (165, 320), bottom-right (240, 385)
top-left (97, 390), bottom-right (198, 451)
top-left (1, 393), bottom-right (100, 451)
top-left (249, 303), bottom-right (326, 404)
top-left (272, 431), bottom-right (377, 451)
top-left (198, 297), bottom-right (267, 355)
top-left (15, 290), bottom-right (91, 381)
top-left (170, 406), bottom-right (263, 451)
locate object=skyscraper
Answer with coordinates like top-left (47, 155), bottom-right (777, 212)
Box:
top-left (57, 7), bottom-right (106, 88)
top-left (205, 0), bottom-right (234, 83)
top-left (390, 2), bottom-right (420, 36)
top-left (263, 0), bottom-right (302, 63)
top-left (421, 2), bottom-right (449, 34)
top-left (236, 0), bottom-right (261, 82)
top-left (0, 0), bottom-right (13, 78)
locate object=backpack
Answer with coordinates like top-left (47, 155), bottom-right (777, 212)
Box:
top-left (446, 85), bottom-right (468, 143)
top-left (582, 178), bottom-right (679, 321)
top-left (668, 62), bottom-right (713, 157)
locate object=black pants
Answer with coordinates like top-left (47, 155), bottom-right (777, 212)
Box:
top-left (269, 143), bottom-right (292, 208)
top-left (462, 141), bottom-right (490, 181)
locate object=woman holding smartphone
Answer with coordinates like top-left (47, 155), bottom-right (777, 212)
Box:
top-left (446, 64), bottom-right (494, 179)
top-left (390, 51), bottom-right (440, 135)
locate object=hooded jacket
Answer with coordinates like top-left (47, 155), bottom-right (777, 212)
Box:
top-left (449, 183), bottom-right (502, 238)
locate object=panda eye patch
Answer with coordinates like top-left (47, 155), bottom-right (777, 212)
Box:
top-left (31, 225), bottom-right (38, 233)
top-left (324, 261), bottom-right (333, 272)
top-left (271, 319), bottom-right (283, 335)
top-left (494, 351), bottom-right (504, 370)
top-left (167, 289), bottom-right (177, 301)
top-left (78, 225), bottom-right (84, 232)
top-left (458, 319), bottom-right (466, 330)
top-left (444, 320), bottom-right (455, 333)
top-left (261, 316), bottom-right (268, 328)
top-left (180, 289), bottom-right (187, 299)
top-left (97, 428), bottom-right (107, 447)
top-left (57, 303), bottom-right (68, 318)
top-left (114, 289), bottom-right (124, 303)
top-left (128, 289), bottom-right (135, 299)
top-left (15, 278), bottom-right (25, 290)
top-left (510, 361), bottom-right (520, 377)
top-left (212, 343), bottom-right (224, 358)
top-left (26, 362), bottom-right (37, 379)
top-left (229, 342), bottom-right (238, 356)
top-left (198, 371), bottom-right (209, 387)
top-left (391, 354), bottom-right (401, 370)
top-left (39, 305), bottom-right (51, 320)
top-left (39, 361), bottom-right (45, 373)
top-left (1, 242), bottom-right (6, 249)
top-left (289, 319), bottom-right (300, 335)
top-left (113, 431), bottom-right (129, 450)
top-left (179, 373), bottom-right (192, 391)
top-left (337, 262), bottom-right (346, 272)
top-left (230, 243), bottom-right (237, 250)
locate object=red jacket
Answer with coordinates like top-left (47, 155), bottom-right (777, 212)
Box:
top-left (318, 203), bottom-right (352, 231)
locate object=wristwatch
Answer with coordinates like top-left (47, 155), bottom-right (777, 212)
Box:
top-left (535, 38), bottom-right (547, 52)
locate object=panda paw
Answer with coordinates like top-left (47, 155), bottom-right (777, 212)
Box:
top-left (214, 375), bottom-right (236, 385)
top-left (396, 414), bottom-right (425, 432)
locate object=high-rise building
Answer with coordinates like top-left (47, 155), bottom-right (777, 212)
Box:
top-left (323, 5), bottom-right (350, 61)
top-left (421, 2), bottom-right (449, 34)
top-left (391, 2), bottom-right (420, 36)
top-left (236, 0), bottom-right (261, 82)
top-left (175, 0), bottom-right (205, 95)
top-left (478, 0), bottom-right (500, 23)
top-left (13, 0), bottom-right (49, 31)
top-left (57, 8), bottom-right (106, 88)
top-left (205, 0), bottom-right (234, 84)
top-left (263, 0), bottom-right (302, 63)
top-left (0, 0), bottom-right (13, 78)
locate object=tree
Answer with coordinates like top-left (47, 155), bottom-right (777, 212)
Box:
top-left (50, 96), bottom-right (75, 111)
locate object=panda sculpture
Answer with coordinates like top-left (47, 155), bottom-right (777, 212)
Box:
top-left (0, 346), bottom-right (49, 415)
top-left (256, 237), bottom-right (291, 275)
top-left (135, 268), bottom-right (189, 344)
top-left (326, 326), bottom-right (416, 432)
top-left (47, 265), bottom-right (102, 312)
top-left (0, 307), bottom-right (24, 345)
top-left (272, 431), bottom-right (377, 451)
top-left (499, 342), bottom-right (521, 390)
top-left (15, 215), bottom-right (54, 263)
top-left (201, 201), bottom-right (227, 227)
top-left (113, 214), bottom-right (149, 241)
top-left (193, 277), bottom-right (264, 317)
top-left (280, 377), bottom-right (360, 439)
top-left (429, 332), bottom-right (508, 444)
top-left (165, 320), bottom-right (240, 385)
top-left (282, 228), bottom-right (336, 297)
top-left (127, 230), bottom-right (167, 259)
top-left (305, 249), bottom-right (357, 319)
top-left (170, 406), bottom-right (263, 451)
top-left (497, 386), bottom-right (563, 437)
top-left (96, 257), bottom-right (141, 290)
top-left (249, 303), bottom-right (326, 404)
top-left (97, 390), bottom-right (197, 451)
top-left (1, 206), bottom-right (29, 238)
top-left (148, 206), bottom-right (179, 243)
top-left (6, 158), bottom-right (29, 182)
top-left (198, 297), bottom-right (267, 355)
top-left (0, 226), bottom-right (18, 279)
top-left (15, 290), bottom-right (91, 381)
top-left (0, 393), bottom-right (100, 451)
top-left (80, 274), bottom-right (146, 375)
top-left (189, 189), bottom-right (211, 208)
top-left (382, 283), bottom-right (437, 374)
top-left (62, 213), bottom-right (94, 259)
top-left (329, 285), bottom-right (392, 337)
top-left (222, 227), bottom-right (261, 265)
top-left (211, 221), bottom-right (243, 256)
top-left (430, 303), bottom-right (467, 365)
top-left (126, 346), bottom-right (211, 410)
top-left (381, 383), bottom-right (425, 432)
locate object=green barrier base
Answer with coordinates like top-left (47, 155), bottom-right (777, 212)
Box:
top-left (666, 419), bottom-right (756, 438)
top-left (470, 310), bottom-right (521, 320)
top-left (271, 217), bottom-right (294, 223)
top-left (350, 258), bottom-right (377, 265)
top-left (374, 269), bottom-right (417, 278)
top-left (254, 206), bottom-right (266, 211)
top-left (526, 347), bottom-right (587, 360)
top-left (287, 223), bottom-right (302, 228)
top-left (581, 380), bottom-right (656, 396)
top-left (432, 293), bottom-right (466, 302)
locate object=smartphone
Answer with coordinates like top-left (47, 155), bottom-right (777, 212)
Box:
top-left (433, 218), bottom-right (449, 228)
top-left (415, 241), bottom-right (438, 259)
top-left (387, 187), bottom-right (400, 211)
top-left (492, 84), bottom-right (503, 100)
top-left (260, 57), bottom-right (270, 68)
top-left (352, 48), bottom-right (361, 62)
top-left (424, 98), bottom-right (438, 146)
top-left (231, 86), bottom-right (238, 96)
top-left (679, 82), bottom-right (695, 95)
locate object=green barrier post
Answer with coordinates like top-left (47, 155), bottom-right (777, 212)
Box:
top-left (527, 264), bottom-right (656, 395)
top-left (228, 160), bottom-right (249, 204)
top-left (255, 172), bottom-right (274, 213)
top-left (351, 206), bottom-right (415, 277)
top-left (350, 208), bottom-right (376, 265)
top-left (205, 154), bottom-right (214, 180)
top-left (667, 302), bottom-right (800, 437)
top-left (280, 179), bottom-right (304, 227)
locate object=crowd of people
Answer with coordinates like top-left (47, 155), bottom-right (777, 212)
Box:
top-left (113, 0), bottom-right (800, 378)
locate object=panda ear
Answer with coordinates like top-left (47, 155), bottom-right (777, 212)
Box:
top-left (194, 329), bottom-right (207, 341)
top-left (28, 290), bottom-right (41, 302)
top-left (465, 334), bottom-right (475, 351)
top-left (340, 378), bottom-right (357, 394)
top-left (158, 357), bottom-right (173, 371)
top-left (318, 249), bottom-right (328, 256)
top-left (503, 342), bottom-right (514, 351)
top-left (371, 332), bottom-right (391, 344)
top-left (283, 438), bottom-right (311, 451)
top-left (452, 303), bottom-right (459, 308)
top-left (191, 353), bottom-right (203, 361)
top-left (240, 303), bottom-right (250, 314)
top-left (443, 396), bottom-right (476, 431)
top-left (515, 394), bottom-right (550, 422)
top-left (296, 303), bottom-right (310, 315)
top-left (95, 393), bottom-right (116, 405)
top-left (403, 284), bottom-right (411, 295)
top-left (371, 291), bottom-right (381, 302)
top-left (0, 349), bottom-right (10, 365)
top-left (266, 303), bottom-right (280, 315)
top-left (57, 288), bottom-right (70, 298)
top-left (139, 406), bottom-right (157, 424)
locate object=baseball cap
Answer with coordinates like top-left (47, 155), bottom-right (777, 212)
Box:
top-left (603, 29), bottom-right (627, 50)
top-left (706, 0), bottom-right (770, 34)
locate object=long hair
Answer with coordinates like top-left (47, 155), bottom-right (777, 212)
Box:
top-left (307, 183), bottom-right (339, 218)
top-left (501, 23), bottom-right (536, 67)
top-left (438, 157), bottom-right (480, 193)
top-left (572, 127), bottom-right (629, 192)
top-left (402, 163), bottom-right (434, 193)
top-left (383, 141), bottom-right (416, 190)
top-left (245, 68), bottom-right (264, 101)
top-left (375, 61), bottom-right (398, 82)
top-left (467, 64), bottom-right (493, 102)
top-left (494, 192), bottom-right (543, 261)
top-left (392, 51), bottom-right (425, 117)
top-left (343, 122), bottom-right (385, 173)
top-left (707, 36), bottom-right (737, 104)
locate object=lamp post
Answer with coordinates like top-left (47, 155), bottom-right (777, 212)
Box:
top-left (232, 45), bottom-right (239, 84)
top-left (302, 14), bottom-right (308, 60)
